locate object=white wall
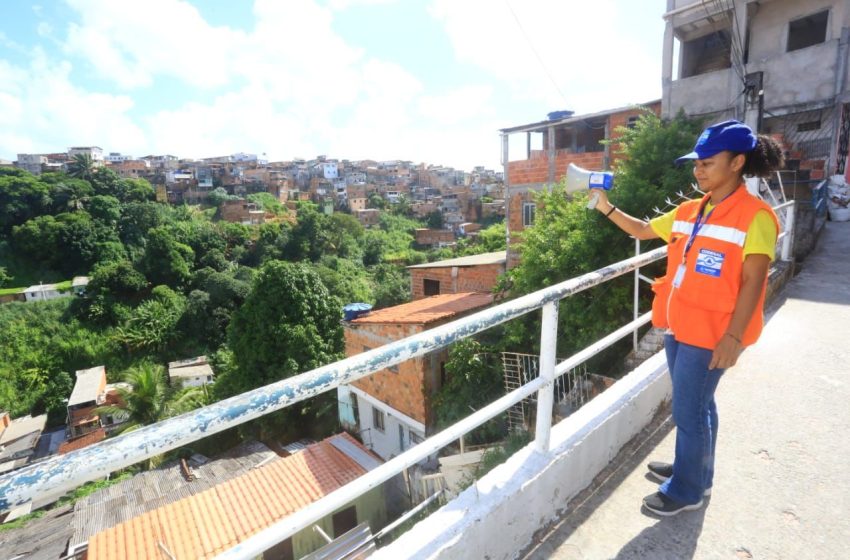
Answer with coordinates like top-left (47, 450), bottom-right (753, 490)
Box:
top-left (352, 389), bottom-right (425, 461)
top-left (371, 351), bottom-right (672, 560)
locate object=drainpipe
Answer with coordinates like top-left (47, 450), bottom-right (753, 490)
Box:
top-left (661, 0), bottom-right (676, 119)
top-left (829, 27), bottom-right (850, 174)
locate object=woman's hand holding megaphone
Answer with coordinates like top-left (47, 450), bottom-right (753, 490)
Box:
top-left (590, 188), bottom-right (614, 215)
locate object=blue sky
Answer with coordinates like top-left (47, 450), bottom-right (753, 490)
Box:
top-left (0, 0), bottom-right (665, 170)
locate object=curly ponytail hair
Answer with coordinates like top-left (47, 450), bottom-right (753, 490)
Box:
top-left (740, 135), bottom-right (785, 178)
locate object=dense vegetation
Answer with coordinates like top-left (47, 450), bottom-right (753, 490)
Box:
top-left (0, 165), bottom-right (505, 437)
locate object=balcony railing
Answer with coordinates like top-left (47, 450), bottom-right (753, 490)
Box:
top-left (0, 200), bottom-right (797, 559)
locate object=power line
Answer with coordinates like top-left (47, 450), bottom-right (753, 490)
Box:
top-left (504, 0), bottom-right (570, 105)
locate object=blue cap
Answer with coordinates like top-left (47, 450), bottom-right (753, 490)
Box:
top-left (675, 119), bottom-right (758, 164)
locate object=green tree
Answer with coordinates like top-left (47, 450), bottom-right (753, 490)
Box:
top-left (502, 111), bottom-right (704, 360)
top-left (139, 227), bottom-right (195, 287)
top-left (368, 193), bottom-right (386, 210)
top-left (68, 153), bottom-right (95, 182)
top-left (0, 168), bottom-right (52, 232)
top-left (44, 174), bottom-right (94, 212)
top-left (426, 210), bottom-right (444, 229)
top-left (432, 339), bottom-right (505, 444)
top-left (223, 261), bottom-right (343, 394)
top-left (114, 286), bottom-right (186, 353)
top-left (371, 264), bottom-right (410, 309)
top-left (0, 266), bottom-right (9, 287)
top-left (314, 256), bottom-right (373, 304)
top-left (122, 178), bottom-right (155, 202)
top-left (94, 363), bottom-right (195, 436)
top-left (87, 195), bottom-right (121, 227)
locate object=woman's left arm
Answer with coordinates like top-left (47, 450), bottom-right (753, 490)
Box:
top-left (709, 253), bottom-right (771, 369)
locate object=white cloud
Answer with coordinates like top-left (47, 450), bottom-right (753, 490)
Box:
top-left (429, 0), bottom-right (662, 112)
top-left (0, 49), bottom-right (145, 157)
top-left (3, 0), bottom-right (665, 170)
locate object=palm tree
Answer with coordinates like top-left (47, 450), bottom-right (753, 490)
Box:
top-left (68, 153), bottom-right (95, 182)
top-left (96, 363), bottom-right (170, 434)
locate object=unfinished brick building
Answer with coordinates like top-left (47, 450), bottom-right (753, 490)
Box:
top-left (407, 251), bottom-right (506, 300)
top-left (337, 292), bottom-right (493, 460)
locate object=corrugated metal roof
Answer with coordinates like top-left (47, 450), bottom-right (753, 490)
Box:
top-left (349, 292), bottom-right (493, 325)
top-left (406, 250), bottom-right (506, 269)
top-left (86, 433), bottom-right (382, 560)
top-left (68, 366), bottom-right (105, 407)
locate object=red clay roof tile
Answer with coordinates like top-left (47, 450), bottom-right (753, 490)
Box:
top-left (57, 427), bottom-right (106, 454)
top-left (87, 433), bottom-right (380, 560)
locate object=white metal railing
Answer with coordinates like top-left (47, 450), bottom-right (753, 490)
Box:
top-left (0, 200), bottom-right (796, 560)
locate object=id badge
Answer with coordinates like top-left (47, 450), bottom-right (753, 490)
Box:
top-left (672, 263), bottom-right (686, 288)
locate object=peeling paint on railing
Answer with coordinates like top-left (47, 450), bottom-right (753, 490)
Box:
top-left (0, 246), bottom-right (666, 513)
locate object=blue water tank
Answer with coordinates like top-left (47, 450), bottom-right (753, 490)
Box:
top-left (343, 302), bottom-right (373, 321)
top-left (547, 110), bottom-right (574, 121)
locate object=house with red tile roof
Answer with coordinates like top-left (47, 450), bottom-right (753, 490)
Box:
top-left (85, 433), bottom-right (386, 560)
top-left (338, 292), bottom-right (494, 460)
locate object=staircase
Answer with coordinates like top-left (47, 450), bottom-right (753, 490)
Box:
top-left (623, 327), bottom-right (667, 371)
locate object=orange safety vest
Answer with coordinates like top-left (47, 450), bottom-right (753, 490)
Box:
top-left (651, 186), bottom-right (779, 350)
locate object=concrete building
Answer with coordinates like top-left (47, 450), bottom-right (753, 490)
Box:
top-left (407, 251), bottom-right (506, 300)
top-left (661, 0), bottom-right (850, 181)
top-left (15, 153), bottom-right (47, 175)
top-left (354, 208), bottom-right (380, 227)
top-left (499, 101), bottom-right (662, 266)
top-left (66, 366), bottom-right (126, 439)
top-left (0, 412), bottom-right (48, 475)
top-left (67, 146), bottom-right (104, 162)
top-left (338, 292), bottom-right (493, 460)
top-left (413, 228), bottom-right (456, 248)
top-left (167, 356), bottom-right (214, 388)
top-left (219, 199), bottom-right (265, 225)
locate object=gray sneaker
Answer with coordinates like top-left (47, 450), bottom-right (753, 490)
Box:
top-left (647, 461), bottom-right (712, 496)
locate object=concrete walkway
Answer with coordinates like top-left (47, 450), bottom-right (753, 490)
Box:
top-left (522, 221), bottom-right (850, 560)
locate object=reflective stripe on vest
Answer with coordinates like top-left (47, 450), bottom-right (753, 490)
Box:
top-left (671, 220), bottom-right (747, 247)
top-left (650, 187), bottom-right (779, 350)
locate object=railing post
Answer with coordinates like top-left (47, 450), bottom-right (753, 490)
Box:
top-left (534, 301), bottom-right (558, 453)
top-left (633, 238), bottom-right (640, 353)
top-left (782, 201), bottom-right (796, 262)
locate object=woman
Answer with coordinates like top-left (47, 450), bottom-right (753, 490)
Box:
top-left (592, 119), bottom-right (784, 516)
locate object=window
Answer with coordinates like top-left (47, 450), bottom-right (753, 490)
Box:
top-left (798, 120), bottom-right (822, 132)
top-left (626, 116), bottom-right (640, 129)
top-left (680, 30), bottom-right (732, 78)
top-left (332, 506), bottom-right (358, 538)
top-left (398, 425), bottom-right (405, 451)
top-left (372, 407), bottom-right (385, 432)
top-left (522, 202), bottom-right (536, 227)
top-left (788, 10), bottom-right (828, 52)
top-left (423, 278), bottom-right (441, 296)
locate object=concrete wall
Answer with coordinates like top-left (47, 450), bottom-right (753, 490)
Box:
top-left (371, 352), bottom-right (672, 560)
top-left (665, 0), bottom-right (849, 118)
top-left (352, 388), bottom-right (426, 461)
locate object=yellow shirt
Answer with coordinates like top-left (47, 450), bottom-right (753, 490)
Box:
top-left (650, 203), bottom-right (778, 261)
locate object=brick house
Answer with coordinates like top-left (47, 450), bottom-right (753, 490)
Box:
top-left (500, 101), bottom-right (661, 266)
top-left (354, 208), bottom-right (380, 227)
top-left (407, 251), bottom-right (506, 300)
top-left (414, 228), bottom-right (455, 247)
top-left (66, 366), bottom-right (127, 439)
top-left (338, 293), bottom-right (494, 460)
top-left (219, 199), bottom-right (266, 225)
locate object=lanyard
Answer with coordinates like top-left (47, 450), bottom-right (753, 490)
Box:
top-left (682, 188), bottom-right (738, 262)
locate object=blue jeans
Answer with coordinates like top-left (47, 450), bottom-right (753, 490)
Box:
top-left (659, 334), bottom-right (725, 504)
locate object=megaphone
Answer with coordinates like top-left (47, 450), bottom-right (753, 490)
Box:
top-left (565, 163), bottom-right (613, 209)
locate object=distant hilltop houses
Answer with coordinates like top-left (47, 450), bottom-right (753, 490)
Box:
top-left (3, 147), bottom-right (506, 232)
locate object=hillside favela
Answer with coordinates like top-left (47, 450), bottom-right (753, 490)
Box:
top-left (1, 1), bottom-right (849, 559)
